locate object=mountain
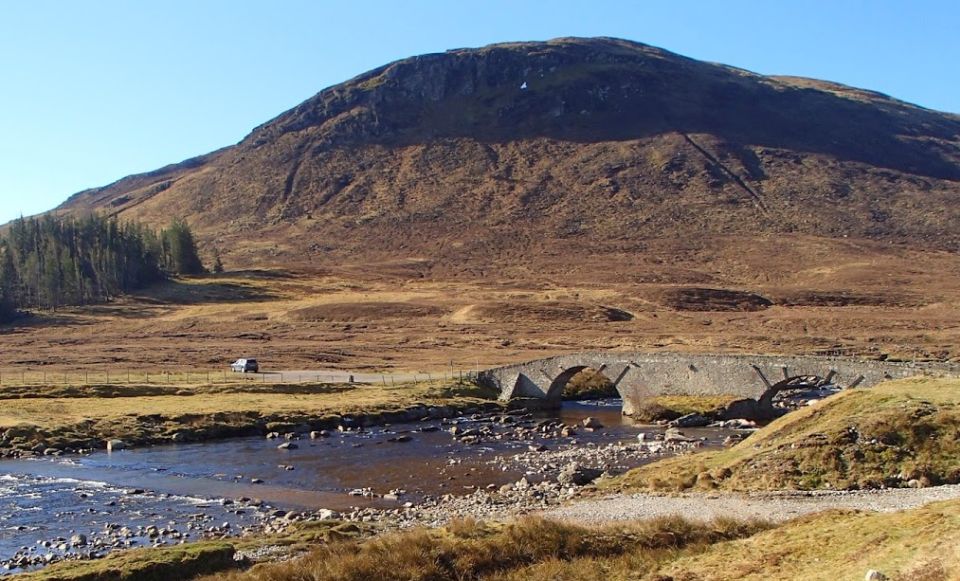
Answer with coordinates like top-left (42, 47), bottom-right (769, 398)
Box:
top-left (57, 37), bottom-right (960, 275)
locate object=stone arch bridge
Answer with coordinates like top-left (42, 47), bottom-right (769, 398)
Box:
top-left (478, 352), bottom-right (956, 419)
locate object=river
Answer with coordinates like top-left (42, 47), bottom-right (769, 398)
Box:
top-left (0, 401), bottom-right (731, 572)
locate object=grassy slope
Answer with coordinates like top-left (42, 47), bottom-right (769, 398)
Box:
top-left (608, 377), bottom-right (960, 492)
top-left (657, 499), bottom-right (960, 581)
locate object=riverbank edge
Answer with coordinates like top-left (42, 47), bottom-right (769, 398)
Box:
top-left (0, 396), bottom-right (562, 459)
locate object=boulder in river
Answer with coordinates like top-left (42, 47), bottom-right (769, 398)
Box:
top-left (317, 509), bottom-right (340, 520)
top-left (106, 439), bottom-right (126, 452)
top-left (664, 428), bottom-right (695, 443)
top-left (581, 417), bottom-right (603, 429)
top-left (668, 413), bottom-right (712, 428)
top-left (277, 442), bottom-right (298, 450)
top-left (558, 463), bottom-right (604, 486)
top-left (69, 534), bottom-right (87, 547)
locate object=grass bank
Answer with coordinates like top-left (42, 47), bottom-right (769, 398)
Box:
top-left (0, 380), bottom-right (500, 456)
top-left (198, 516), bottom-right (769, 581)
top-left (16, 502), bottom-right (960, 581)
top-left (657, 498), bottom-right (960, 581)
top-left (16, 542), bottom-right (237, 581)
top-left (606, 377), bottom-right (960, 492)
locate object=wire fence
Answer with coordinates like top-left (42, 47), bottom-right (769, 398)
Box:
top-left (0, 369), bottom-right (480, 387)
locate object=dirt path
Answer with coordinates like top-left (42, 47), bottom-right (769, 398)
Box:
top-left (541, 485), bottom-right (960, 524)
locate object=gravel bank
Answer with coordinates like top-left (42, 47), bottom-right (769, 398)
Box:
top-left (541, 484), bottom-right (960, 524)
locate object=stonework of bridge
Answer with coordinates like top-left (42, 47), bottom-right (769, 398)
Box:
top-left (478, 352), bottom-right (956, 418)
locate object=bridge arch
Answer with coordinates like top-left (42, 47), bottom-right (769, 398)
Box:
top-left (757, 375), bottom-right (832, 410)
top-left (546, 366), bottom-right (618, 400)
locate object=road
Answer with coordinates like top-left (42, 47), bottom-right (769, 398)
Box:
top-left (259, 369), bottom-right (470, 385)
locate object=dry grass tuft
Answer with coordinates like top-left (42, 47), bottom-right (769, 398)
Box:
top-left (199, 515), bottom-right (770, 581)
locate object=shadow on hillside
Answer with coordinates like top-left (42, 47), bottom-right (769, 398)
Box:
top-left (225, 269), bottom-right (300, 280)
top-left (131, 279), bottom-right (278, 305)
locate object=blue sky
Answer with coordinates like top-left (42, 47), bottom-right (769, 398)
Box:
top-left (1, 0), bottom-right (957, 224)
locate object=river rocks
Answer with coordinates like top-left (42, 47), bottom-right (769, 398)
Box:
top-left (723, 434), bottom-right (745, 447)
top-left (250, 478), bottom-right (264, 484)
top-left (310, 430), bottom-right (330, 439)
top-left (669, 413), bottom-right (712, 428)
top-left (664, 428), bottom-right (695, 443)
top-left (277, 442), bottom-right (298, 450)
top-left (69, 534), bottom-right (87, 547)
top-left (317, 509), bottom-right (340, 520)
top-left (582, 417), bottom-right (603, 429)
top-left (558, 463), bottom-right (604, 486)
top-left (713, 418), bottom-right (757, 430)
top-left (388, 435), bottom-right (413, 443)
top-left (265, 432), bottom-right (280, 440)
top-left (105, 439), bottom-right (126, 452)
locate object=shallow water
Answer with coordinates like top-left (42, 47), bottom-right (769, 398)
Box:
top-left (0, 401), bottom-right (726, 566)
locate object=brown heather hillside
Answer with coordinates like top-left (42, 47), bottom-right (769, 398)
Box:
top-left (6, 37), bottom-right (959, 372)
top-left (58, 37), bottom-right (960, 269)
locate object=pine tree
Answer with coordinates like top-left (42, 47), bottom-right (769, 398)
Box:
top-left (161, 219), bottom-right (205, 275)
top-left (0, 243), bottom-right (18, 322)
top-left (211, 246), bottom-right (224, 274)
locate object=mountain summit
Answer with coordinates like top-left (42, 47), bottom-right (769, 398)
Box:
top-left (58, 37), bottom-right (960, 270)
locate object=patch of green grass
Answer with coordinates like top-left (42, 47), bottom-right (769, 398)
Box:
top-left (629, 394), bottom-right (740, 422)
top-left (606, 377), bottom-right (960, 492)
top-left (17, 542), bottom-right (237, 581)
